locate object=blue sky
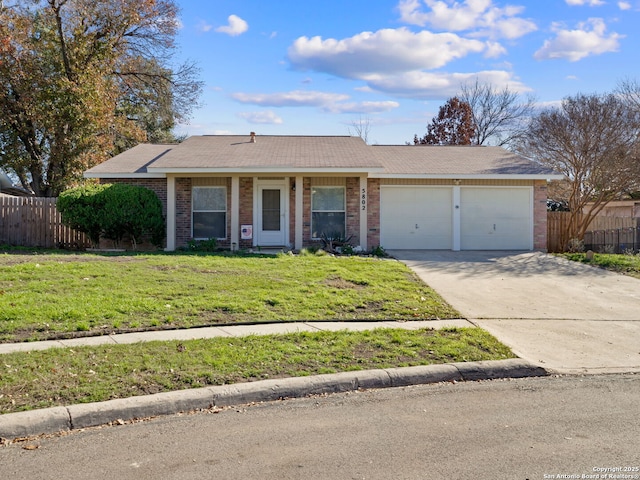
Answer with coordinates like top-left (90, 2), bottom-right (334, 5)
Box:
top-left (173, 0), bottom-right (640, 145)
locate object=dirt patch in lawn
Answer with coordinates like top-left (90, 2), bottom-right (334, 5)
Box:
top-left (324, 276), bottom-right (367, 289)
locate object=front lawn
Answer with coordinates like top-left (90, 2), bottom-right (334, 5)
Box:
top-left (561, 252), bottom-right (640, 279)
top-left (0, 327), bottom-right (514, 414)
top-left (0, 251), bottom-right (460, 343)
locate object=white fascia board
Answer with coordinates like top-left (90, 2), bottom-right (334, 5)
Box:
top-left (369, 173), bottom-right (564, 180)
top-left (147, 167), bottom-right (383, 174)
top-left (83, 173), bottom-right (166, 179)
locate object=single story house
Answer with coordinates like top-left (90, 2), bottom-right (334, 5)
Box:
top-left (84, 134), bottom-right (562, 252)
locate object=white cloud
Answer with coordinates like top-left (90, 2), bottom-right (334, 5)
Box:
top-left (360, 70), bottom-right (530, 99)
top-left (287, 27), bottom-right (485, 79)
top-left (231, 90), bottom-right (350, 107)
top-left (565, 0), bottom-right (605, 6)
top-left (230, 90), bottom-right (399, 116)
top-left (484, 41), bottom-right (507, 58)
top-left (397, 0), bottom-right (537, 40)
top-left (534, 18), bottom-right (623, 62)
top-left (323, 101), bottom-right (400, 114)
top-left (215, 15), bottom-right (248, 36)
top-left (618, 1), bottom-right (632, 9)
top-left (237, 111), bottom-right (283, 125)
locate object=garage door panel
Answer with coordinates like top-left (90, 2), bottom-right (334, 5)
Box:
top-left (380, 187), bottom-right (452, 249)
top-left (460, 188), bottom-right (532, 250)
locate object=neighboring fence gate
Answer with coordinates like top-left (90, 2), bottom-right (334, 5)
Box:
top-left (0, 196), bottom-right (89, 248)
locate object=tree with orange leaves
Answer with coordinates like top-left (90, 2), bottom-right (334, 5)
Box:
top-left (0, 0), bottom-right (202, 196)
top-left (413, 97), bottom-right (475, 146)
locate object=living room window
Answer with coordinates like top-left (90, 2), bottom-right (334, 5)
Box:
top-left (192, 186), bottom-right (227, 239)
top-left (311, 186), bottom-right (345, 239)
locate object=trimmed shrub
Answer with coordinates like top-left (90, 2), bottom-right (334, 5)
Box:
top-left (57, 184), bottom-right (110, 247)
top-left (99, 184), bottom-right (165, 248)
top-left (58, 183), bottom-right (165, 249)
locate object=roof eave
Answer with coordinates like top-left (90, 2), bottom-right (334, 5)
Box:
top-left (147, 167), bottom-right (384, 174)
top-left (84, 172), bottom-right (166, 179)
top-left (370, 173), bottom-right (564, 180)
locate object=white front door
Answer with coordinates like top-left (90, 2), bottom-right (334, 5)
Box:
top-left (255, 180), bottom-right (288, 246)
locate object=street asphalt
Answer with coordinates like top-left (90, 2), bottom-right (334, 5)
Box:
top-left (2, 250), bottom-right (639, 439)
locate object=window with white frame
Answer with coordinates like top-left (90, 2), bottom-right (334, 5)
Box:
top-left (192, 186), bottom-right (227, 239)
top-left (311, 186), bottom-right (345, 239)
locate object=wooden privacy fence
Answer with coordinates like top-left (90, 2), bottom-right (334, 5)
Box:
top-left (548, 211), bottom-right (638, 253)
top-left (0, 196), bottom-right (90, 248)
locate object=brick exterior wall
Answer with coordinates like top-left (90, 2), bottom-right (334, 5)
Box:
top-left (302, 178), bottom-right (312, 247)
top-left (345, 177), bottom-right (360, 246)
top-left (366, 178), bottom-right (381, 249)
top-left (533, 180), bottom-right (548, 251)
top-left (239, 177), bottom-right (254, 250)
top-left (175, 177), bottom-right (192, 248)
top-left (288, 178), bottom-right (296, 247)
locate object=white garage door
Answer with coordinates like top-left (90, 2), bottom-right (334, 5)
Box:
top-left (460, 187), bottom-right (532, 250)
top-left (380, 187), bottom-right (452, 249)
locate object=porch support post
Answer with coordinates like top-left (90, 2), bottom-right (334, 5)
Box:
top-left (295, 175), bottom-right (303, 250)
top-left (165, 175), bottom-right (176, 251)
top-left (359, 175), bottom-right (368, 251)
top-left (231, 176), bottom-right (240, 251)
top-left (452, 185), bottom-right (461, 251)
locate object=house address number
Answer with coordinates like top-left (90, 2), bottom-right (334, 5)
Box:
top-left (361, 188), bottom-right (367, 211)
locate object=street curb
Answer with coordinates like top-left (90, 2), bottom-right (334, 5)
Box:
top-left (0, 359), bottom-right (547, 440)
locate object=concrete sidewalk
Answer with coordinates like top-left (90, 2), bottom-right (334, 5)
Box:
top-left (0, 319), bottom-right (473, 355)
top-left (390, 250), bottom-right (640, 375)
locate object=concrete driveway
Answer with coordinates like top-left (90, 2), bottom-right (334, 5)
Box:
top-left (390, 250), bottom-right (640, 374)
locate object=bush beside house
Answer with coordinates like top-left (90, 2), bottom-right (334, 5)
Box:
top-left (58, 184), bottom-right (165, 249)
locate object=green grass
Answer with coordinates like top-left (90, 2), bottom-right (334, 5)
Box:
top-left (0, 327), bottom-right (514, 414)
top-left (0, 251), bottom-right (460, 343)
top-left (561, 252), bottom-right (640, 279)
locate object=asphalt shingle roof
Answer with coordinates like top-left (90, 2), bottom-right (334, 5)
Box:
top-left (370, 145), bottom-right (555, 176)
top-left (150, 135), bottom-right (379, 170)
top-left (84, 135), bottom-right (559, 178)
top-left (85, 144), bottom-right (173, 175)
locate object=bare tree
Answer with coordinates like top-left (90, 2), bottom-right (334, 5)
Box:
top-left (616, 78), bottom-right (640, 199)
top-left (414, 97), bottom-right (475, 145)
top-left (617, 78), bottom-right (640, 111)
top-left (459, 79), bottom-right (536, 147)
top-left (348, 116), bottom-right (372, 144)
top-left (517, 92), bottom-right (640, 250)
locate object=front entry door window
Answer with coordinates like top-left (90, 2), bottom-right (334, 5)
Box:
top-left (262, 189), bottom-right (281, 231)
